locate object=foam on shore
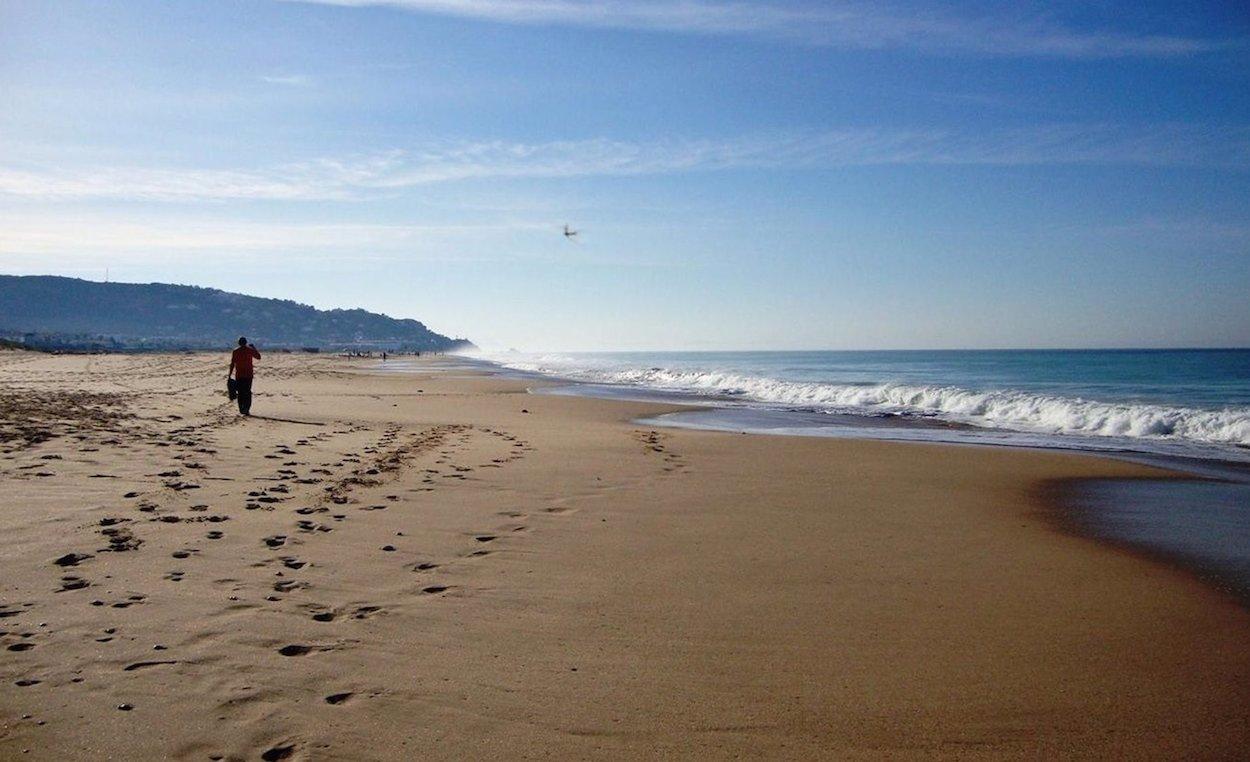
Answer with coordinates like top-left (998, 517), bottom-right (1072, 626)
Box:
top-left (492, 355), bottom-right (1250, 447)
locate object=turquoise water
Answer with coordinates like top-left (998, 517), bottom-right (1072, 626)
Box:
top-left (485, 349), bottom-right (1250, 459)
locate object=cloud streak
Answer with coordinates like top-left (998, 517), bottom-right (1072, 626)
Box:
top-left (2, 125), bottom-right (1247, 202)
top-left (260, 74), bottom-right (315, 87)
top-left (0, 214), bottom-right (549, 268)
top-left (285, 0), bottom-right (1232, 58)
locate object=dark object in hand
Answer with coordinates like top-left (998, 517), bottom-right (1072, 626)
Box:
top-left (227, 378), bottom-right (238, 401)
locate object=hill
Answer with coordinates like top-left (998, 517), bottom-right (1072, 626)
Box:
top-left (0, 275), bottom-right (472, 352)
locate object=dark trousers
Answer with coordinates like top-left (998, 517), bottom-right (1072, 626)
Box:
top-left (236, 377), bottom-right (254, 415)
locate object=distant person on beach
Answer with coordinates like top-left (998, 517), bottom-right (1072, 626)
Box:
top-left (228, 337), bottom-right (261, 416)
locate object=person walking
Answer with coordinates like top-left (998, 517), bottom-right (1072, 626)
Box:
top-left (228, 337), bottom-right (261, 416)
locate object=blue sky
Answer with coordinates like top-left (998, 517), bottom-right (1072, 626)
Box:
top-left (1, 0), bottom-right (1248, 350)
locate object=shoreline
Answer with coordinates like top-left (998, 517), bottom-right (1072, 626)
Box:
top-left (448, 355), bottom-right (1250, 609)
top-left (1042, 475), bottom-right (1250, 609)
top-left (468, 351), bottom-right (1250, 467)
top-left (2, 352), bottom-right (1248, 757)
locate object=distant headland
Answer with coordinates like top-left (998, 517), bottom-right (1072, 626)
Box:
top-left (0, 275), bottom-right (474, 353)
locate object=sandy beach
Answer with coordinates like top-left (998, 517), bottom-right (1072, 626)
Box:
top-left (1, 351), bottom-right (1248, 760)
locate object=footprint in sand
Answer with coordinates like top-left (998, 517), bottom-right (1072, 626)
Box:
top-left (324, 692), bottom-right (353, 705)
top-left (261, 743), bottom-right (297, 761)
top-left (100, 526), bottom-right (142, 552)
top-left (57, 576), bottom-right (90, 592)
top-left (277, 644), bottom-right (315, 656)
top-left (123, 660), bottom-right (177, 672)
top-left (54, 552), bottom-right (93, 567)
top-left (97, 594), bottom-right (147, 609)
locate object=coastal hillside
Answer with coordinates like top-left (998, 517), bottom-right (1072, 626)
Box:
top-left (0, 275), bottom-right (472, 352)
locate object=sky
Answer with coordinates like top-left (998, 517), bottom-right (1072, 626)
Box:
top-left (1, 0), bottom-right (1248, 351)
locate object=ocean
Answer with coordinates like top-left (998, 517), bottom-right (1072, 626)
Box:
top-left (479, 349), bottom-right (1250, 462)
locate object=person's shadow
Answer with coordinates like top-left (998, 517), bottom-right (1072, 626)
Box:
top-left (246, 415), bottom-right (324, 426)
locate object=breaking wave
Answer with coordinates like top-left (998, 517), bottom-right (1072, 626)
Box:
top-left (493, 356), bottom-right (1250, 446)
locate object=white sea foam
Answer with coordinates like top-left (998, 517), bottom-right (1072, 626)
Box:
top-left (488, 354), bottom-right (1250, 446)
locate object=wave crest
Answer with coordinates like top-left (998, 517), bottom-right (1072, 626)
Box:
top-left (496, 357), bottom-right (1250, 446)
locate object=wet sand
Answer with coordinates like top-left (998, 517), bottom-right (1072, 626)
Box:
top-left (1, 351), bottom-right (1248, 759)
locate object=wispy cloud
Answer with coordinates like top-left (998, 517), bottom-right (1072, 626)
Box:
top-left (0, 213), bottom-right (548, 267)
top-left (1093, 217), bottom-right (1250, 243)
top-left (284, 0), bottom-right (1232, 58)
top-left (0, 152), bottom-right (409, 201)
top-left (259, 74), bottom-right (315, 87)
top-left (2, 125), bottom-right (1247, 202)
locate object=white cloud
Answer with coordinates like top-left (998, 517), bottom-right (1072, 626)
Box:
top-left (0, 214), bottom-right (549, 268)
top-left (259, 74), bottom-right (315, 87)
top-left (284, 0), bottom-right (1231, 58)
top-left (1, 125), bottom-right (1246, 203)
top-left (1093, 217), bottom-right (1250, 243)
top-left (0, 152), bottom-right (409, 201)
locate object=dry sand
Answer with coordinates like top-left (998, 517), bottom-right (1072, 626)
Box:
top-left (1, 351), bottom-right (1247, 760)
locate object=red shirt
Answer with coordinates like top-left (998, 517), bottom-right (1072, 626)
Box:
top-left (231, 346), bottom-right (261, 379)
